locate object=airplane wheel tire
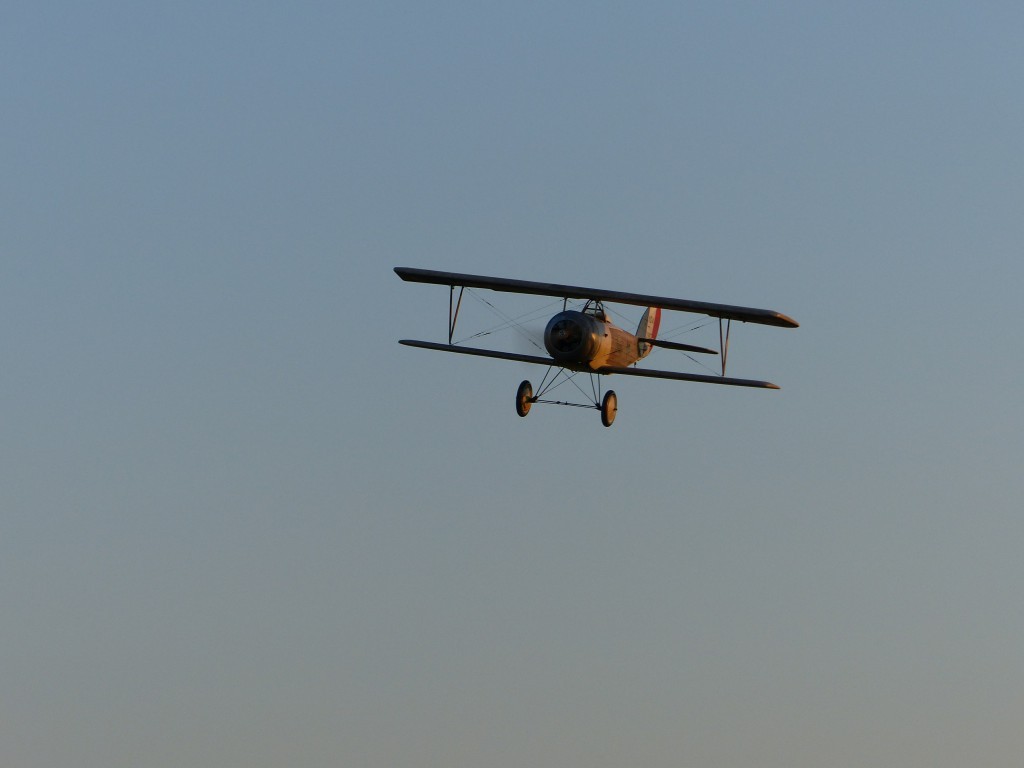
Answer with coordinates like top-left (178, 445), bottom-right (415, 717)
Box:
top-left (601, 390), bottom-right (617, 427)
top-left (516, 380), bottom-right (533, 417)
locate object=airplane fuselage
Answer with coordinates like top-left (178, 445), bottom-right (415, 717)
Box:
top-left (543, 309), bottom-right (653, 371)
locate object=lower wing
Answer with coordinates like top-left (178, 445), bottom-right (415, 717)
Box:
top-left (399, 340), bottom-right (779, 389)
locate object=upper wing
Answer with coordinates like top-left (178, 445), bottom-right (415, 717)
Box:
top-left (395, 267), bottom-right (798, 328)
top-left (399, 340), bottom-right (780, 389)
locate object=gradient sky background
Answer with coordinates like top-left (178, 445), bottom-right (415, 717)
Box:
top-left (3, 2), bottom-right (1023, 766)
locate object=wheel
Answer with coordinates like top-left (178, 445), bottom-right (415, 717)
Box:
top-left (600, 390), bottom-right (617, 427)
top-left (516, 380), bottom-right (533, 417)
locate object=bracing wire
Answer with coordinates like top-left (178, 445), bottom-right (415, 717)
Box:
top-left (450, 288), bottom-right (723, 385)
top-left (454, 290), bottom-right (561, 352)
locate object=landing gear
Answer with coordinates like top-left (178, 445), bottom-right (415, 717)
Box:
top-left (515, 380), bottom-right (533, 417)
top-left (515, 370), bottom-right (618, 426)
top-left (600, 390), bottom-right (617, 427)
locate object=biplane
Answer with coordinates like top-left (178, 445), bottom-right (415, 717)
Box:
top-left (395, 267), bottom-right (798, 427)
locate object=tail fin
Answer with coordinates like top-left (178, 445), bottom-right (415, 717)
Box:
top-left (636, 307), bottom-right (661, 359)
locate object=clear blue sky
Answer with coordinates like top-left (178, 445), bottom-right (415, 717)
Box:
top-left (3, 2), bottom-right (1023, 766)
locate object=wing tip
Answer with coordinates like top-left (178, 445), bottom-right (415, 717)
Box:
top-left (777, 313), bottom-right (799, 329)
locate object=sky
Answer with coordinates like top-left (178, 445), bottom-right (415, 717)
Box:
top-left (3, 2), bottom-right (1024, 766)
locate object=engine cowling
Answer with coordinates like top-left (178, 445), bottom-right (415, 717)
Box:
top-left (544, 311), bottom-right (603, 365)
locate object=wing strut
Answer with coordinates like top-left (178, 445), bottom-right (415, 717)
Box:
top-left (719, 318), bottom-right (731, 376)
top-left (448, 286), bottom-right (465, 344)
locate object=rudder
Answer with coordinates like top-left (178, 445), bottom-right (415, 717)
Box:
top-left (636, 307), bottom-right (661, 359)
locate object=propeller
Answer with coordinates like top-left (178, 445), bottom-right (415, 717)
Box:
top-left (513, 322), bottom-right (548, 354)
top-left (549, 317), bottom-right (583, 353)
